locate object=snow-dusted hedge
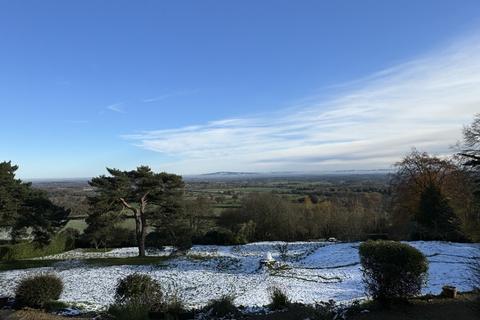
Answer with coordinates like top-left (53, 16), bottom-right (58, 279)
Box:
top-left (359, 240), bottom-right (428, 304)
top-left (115, 273), bottom-right (163, 305)
top-left (15, 273), bottom-right (63, 308)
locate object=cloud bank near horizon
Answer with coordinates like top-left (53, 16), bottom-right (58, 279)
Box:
top-left (123, 35), bottom-right (480, 174)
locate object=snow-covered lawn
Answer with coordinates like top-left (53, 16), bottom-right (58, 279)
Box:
top-left (0, 241), bottom-right (477, 310)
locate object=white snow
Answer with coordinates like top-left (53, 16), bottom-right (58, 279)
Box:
top-left (31, 247), bottom-right (174, 260)
top-left (0, 241), bottom-right (477, 311)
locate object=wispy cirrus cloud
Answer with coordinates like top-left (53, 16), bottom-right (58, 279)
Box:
top-left (123, 34), bottom-right (480, 174)
top-left (142, 89), bottom-right (199, 103)
top-left (107, 102), bottom-right (126, 113)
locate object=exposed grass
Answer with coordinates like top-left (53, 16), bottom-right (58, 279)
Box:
top-left (85, 256), bottom-right (169, 267)
top-left (186, 253), bottom-right (215, 261)
top-left (63, 217), bottom-right (153, 233)
top-left (0, 233), bottom-right (74, 261)
top-left (62, 218), bottom-right (87, 232)
top-left (0, 309), bottom-right (76, 320)
top-left (0, 308), bottom-right (95, 320)
top-left (0, 256), bottom-right (169, 271)
top-left (0, 259), bottom-right (60, 271)
top-left (63, 218), bottom-right (153, 233)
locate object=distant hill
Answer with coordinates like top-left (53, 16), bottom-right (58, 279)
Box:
top-left (26, 169), bottom-right (393, 183)
top-left (184, 169), bottom-right (392, 181)
top-left (200, 171), bottom-right (260, 176)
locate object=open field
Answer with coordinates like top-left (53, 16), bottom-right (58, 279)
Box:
top-left (34, 173), bottom-right (390, 218)
top-left (63, 217), bottom-right (139, 233)
top-left (0, 241), bottom-right (477, 311)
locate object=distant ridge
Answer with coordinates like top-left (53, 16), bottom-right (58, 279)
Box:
top-left (200, 171), bottom-right (260, 176)
top-left (183, 169), bottom-right (393, 180)
top-left (198, 169), bottom-right (392, 176)
top-left (27, 169), bottom-right (393, 182)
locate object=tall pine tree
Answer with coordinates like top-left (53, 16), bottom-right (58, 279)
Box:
top-left (415, 184), bottom-right (462, 241)
top-left (88, 166), bottom-right (184, 256)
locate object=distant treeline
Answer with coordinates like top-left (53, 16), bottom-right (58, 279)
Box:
top-left (1, 114), bottom-right (479, 255)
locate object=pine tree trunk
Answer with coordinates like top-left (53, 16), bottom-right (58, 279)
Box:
top-left (132, 209), bottom-right (145, 257)
top-left (138, 236), bottom-right (146, 257)
top-left (138, 208), bottom-right (148, 257)
top-left (119, 196), bottom-right (148, 257)
top-left (139, 227), bottom-right (147, 257)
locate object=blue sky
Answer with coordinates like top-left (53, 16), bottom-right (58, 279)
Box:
top-left (1, 1), bottom-right (480, 179)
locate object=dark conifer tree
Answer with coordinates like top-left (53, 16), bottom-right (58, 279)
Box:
top-left (88, 166), bottom-right (184, 256)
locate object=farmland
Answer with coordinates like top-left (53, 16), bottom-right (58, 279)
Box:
top-left (34, 172), bottom-right (391, 233)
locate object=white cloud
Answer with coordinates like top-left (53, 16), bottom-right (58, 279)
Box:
top-left (107, 103), bottom-right (125, 113)
top-left (123, 34), bottom-right (480, 174)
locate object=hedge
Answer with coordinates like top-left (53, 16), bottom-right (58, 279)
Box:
top-left (15, 273), bottom-right (64, 308)
top-left (0, 231), bottom-right (75, 261)
top-left (115, 273), bottom-right (163, 305)
top-left (359, 240), bottom-right (428, 303)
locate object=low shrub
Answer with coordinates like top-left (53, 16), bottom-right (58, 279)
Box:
top-left (275, 242), bottom-right (289, 261)
top-left (77, 227), bottom-right (137, 249)
top-left (193, 228), bottom-right (238, 245)
top-left (204, 294), bottom-right (238, 317)
top-left (145, 232), bottom-right (165, 250)
top-left (115, 273), bottom-right (163, 308)
top-left (110, 228), bottom-right (137, 248)
top-left (172, 227), bottom-right (193, 252)
top-left (147, 227), bottom-right (193, 252)
top-left (262, 301), bottom-right (337, 320)
top-left (359, 240), bottom-right (428, 304)
top-left (313, 300), bottom-right (338, 320)
top-left (15, 274), bottom-right (64, 308)
top-left (109, 274), bottom-right (164, 320)
top-left (108, 300), bottom-right (150, 320)
top-left (161, 292), bottom-right (187, 320)
top-left (269, 286), bottom-right (290, 310)
top-left (44, 300), bottom-right (69, 312)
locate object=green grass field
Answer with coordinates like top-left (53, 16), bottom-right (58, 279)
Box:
top-left (0, 255), bottom-right (169, 271)
top-left (64, 218), bottom-right (138, 233)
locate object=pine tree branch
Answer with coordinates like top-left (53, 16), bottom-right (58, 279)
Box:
top-left (119, 197), bottom-right (137, 215)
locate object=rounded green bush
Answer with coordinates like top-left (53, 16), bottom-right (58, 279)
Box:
top-left (15, 274), bottom-right (63, 308)
top-left (205, 294), bottom-right (238, 317)
top-left (359, 240), bottom-right (428, 304)
top-left (115, 273), bottom-right (163, 306)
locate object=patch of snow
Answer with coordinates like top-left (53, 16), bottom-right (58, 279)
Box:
top-left (56, 308), bottom-right (82, 316)
top-left (0, 241), bottom-right (478, 311)
top-left (32, 247), bottom-right (174, 260)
